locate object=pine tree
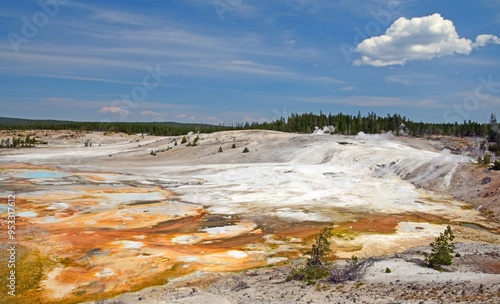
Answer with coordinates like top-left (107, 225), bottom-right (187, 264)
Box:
top-left (423, 225), bottom-right (456, 270)
top-left (483, 153), bottom-right (491, 165)
top-left (492, 160), bottom-right (500, 170)
top-left (306, 226), bottom-right (333, 266)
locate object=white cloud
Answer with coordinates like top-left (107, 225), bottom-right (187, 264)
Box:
top-left (140, 110), bottom-right (165, 120)
top-left (187, 0), bottom-right (258, 19)
top-left (473, 34), bottom-right (500, 48)
top-left (92, 9), bottom-right (146, 25)
top-left (0, 3), bottom-right (339, 87)
top-left (300, 95), bottom-right (409, 107)
top-left (290, 95), bottom-right (447, 109)
top-left (242, 116), bottom-right (269, 123)
top-left (205, 116), bottom-right (219, 122)
top-left (386, 76), bottom-right (410, 85)
top-left (340, 86), bottom-right (356, 91)
top-left (40, 97), bottom-right (104, 108)
top-left (385, 73), bottom-right (440, 86)
top-left (354, 13), bottom-right (500, 67)
top-left (99, 106), bottom-right (129, 116)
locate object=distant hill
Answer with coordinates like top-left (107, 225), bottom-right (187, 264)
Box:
top-left (1, 112), bottom-right (498, 140)
top-left (0, 117), bottom-right (217, 128)
top-left (0, 117), bottom-right (74, 126)
top-left (0, 117), bottom-right (233, 136)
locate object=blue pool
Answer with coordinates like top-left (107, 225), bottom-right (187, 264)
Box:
top-left (14, 170), bottom-right (69, 179)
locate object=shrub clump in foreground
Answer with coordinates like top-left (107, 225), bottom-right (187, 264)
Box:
top-left (287, 225), bottom-right (375, 285)
top-left (327, 255), bottom-right (375, 283)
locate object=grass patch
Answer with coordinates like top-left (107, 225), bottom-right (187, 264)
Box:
top-left (480, 207), bottom-right (498, 223)
top-left (0, 245), bottom-right (56, 304)
top-left (460, 204), bottom-right (475, 210)
top-left (315, 283), bottom-right (331, 291)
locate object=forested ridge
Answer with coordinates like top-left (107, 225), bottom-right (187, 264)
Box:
top-left (1, 112), bottom-right (498, 141)
top-left (0, 117), bottom-right (233, 136)
top-left (1, 113), bottom-right (499, 157)
top-left (245, 112), bottom-right (497, 138)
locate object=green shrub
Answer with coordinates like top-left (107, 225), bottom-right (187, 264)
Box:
top-left (287, 265), bottom-right (329, 285)
top-left (287, 225), bottom-right (376, 285)
top-left (492, 160), bottom-right (500, 170)
top-left (483, 153), bottom-right (491, 165)
top-left (287, 226), bottom-right (333, 284)
top-left (384, 267), bottom-right (391, 273)
top-left (181, 136), bottom-right (187, 144)
top-left (306, 226), bottom-right (333, 267)
top-left (423, 225), bottom-right (456, 270)
top-left (488, 144), bottom-right (500, 155)
top-left (242, 147), bottom-right (249, 153)
top-left (218, 147), bottom-right (223, 153)
top-left (232, 143), bottom-right (236, 149)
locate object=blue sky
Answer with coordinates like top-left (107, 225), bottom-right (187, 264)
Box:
top-left (1, 0), bottom-right (499, 124)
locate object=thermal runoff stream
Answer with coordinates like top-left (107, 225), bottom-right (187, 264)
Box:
top-left (0, 130), bottom-right (498, 303)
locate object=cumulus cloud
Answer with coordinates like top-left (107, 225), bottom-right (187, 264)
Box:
top-left (473, 34), bottom-right (500, 48)
top-left (354, 13), bottom-right (500, 67)
top-left (99, 106), bottom-right (129, 117)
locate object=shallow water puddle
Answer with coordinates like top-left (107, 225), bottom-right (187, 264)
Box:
top-left (14, 170), bottom-right (69, 179)
top-left (460, 222), bottom-right (487, 230)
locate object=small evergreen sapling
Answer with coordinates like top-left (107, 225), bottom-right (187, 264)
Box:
top-left (306, 225), bottom-right (333, 267)
top-left (287, 225), bottom-right (333, 284)
top-left (423, 225), bottom-right (456, 270)
top-left (483, 153), bottom-right (491, 165)
top-left (492, 160), bottom-right (500, 170)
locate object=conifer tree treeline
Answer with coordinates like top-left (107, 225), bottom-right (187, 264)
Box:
top-left (1, 112), bottom-right (497, 140)
top-left (245, 111), bottom-right (494, 138)
top-left (0, 118), bottom-right (233, 136)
